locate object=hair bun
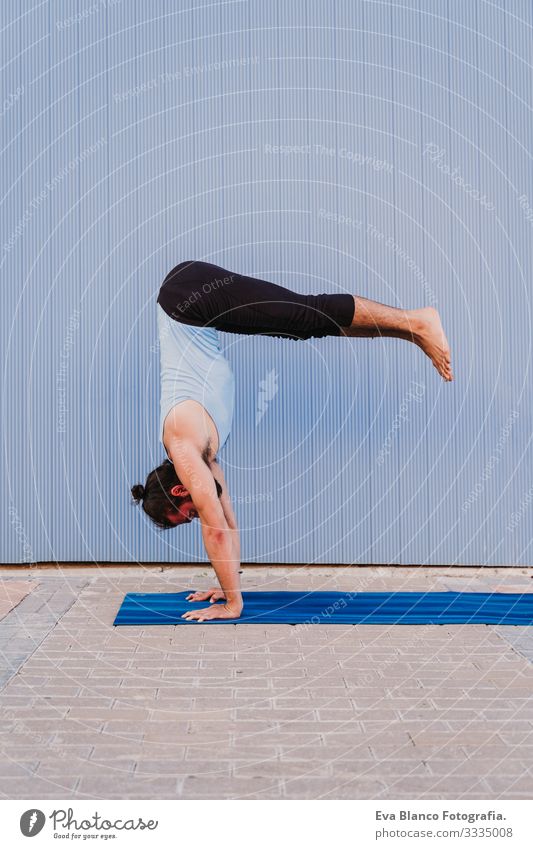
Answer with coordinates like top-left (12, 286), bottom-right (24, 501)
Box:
top-left (131, 483), bottom-right (145, 503)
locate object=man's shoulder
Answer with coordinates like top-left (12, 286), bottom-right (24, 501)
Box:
top-left (163, 401), bottom-right (218, 456)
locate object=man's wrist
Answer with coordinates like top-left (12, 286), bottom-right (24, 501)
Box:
top-left (224, 590), bottom-right (243, 613)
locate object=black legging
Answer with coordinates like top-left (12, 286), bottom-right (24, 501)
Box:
top-left (157, 260), bottom-right (355, 341)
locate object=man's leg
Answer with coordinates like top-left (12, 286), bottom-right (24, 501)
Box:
top-left (159, 262), bottom-right (453, 381)
top-left (342, 296), bottom-right (453, 382)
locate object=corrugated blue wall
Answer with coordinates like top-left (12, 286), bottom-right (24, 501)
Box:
top-left (2, 0), bottom-right (532, 565)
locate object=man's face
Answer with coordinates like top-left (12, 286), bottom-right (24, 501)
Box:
top-left (167, 484), bottom-right (199, 525)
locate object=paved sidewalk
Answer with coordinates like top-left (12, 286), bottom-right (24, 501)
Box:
top-left (0, 566), bottom-right (532, 800)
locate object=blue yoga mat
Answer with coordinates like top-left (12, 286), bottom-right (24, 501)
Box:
top-left (113, 590), bottom-right (533, 626)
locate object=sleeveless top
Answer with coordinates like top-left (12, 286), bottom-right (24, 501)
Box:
top-left (157, 304), bottom-right (235, 452)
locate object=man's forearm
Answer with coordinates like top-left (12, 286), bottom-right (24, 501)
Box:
top-left (201, 522), bottom-right (242, 611)
top-left (230, 526), bottom-right (241, 567)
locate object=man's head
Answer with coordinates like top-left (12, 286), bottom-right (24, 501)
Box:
top-left (131, 459), bottom-right (221, 529)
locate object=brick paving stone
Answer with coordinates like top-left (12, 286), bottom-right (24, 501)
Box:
top-left (158, 760), bottom-right (232, 777)
top-left (0, 777), bottom-right (80, 798)
top-left (179, 776), bottom-right (282, 799)
top-left (3, 707), bottom-right (69, 721)
top-left (75, 776), bottom-right (182, 799)
top-left (427, 758), bottom-right (522, 777)
top-left (285, 776), bottom-right (387, 799)
top-left (0, 761), bottom-right (40, 778)
top-left (234, 760), bottom-right (334, 779)
top-left (119, 748), bottom-right (187, 763)
top-left (185, 746), bottom-right (279, 762)
top-left (344, 760), bottom-right (431, 778)
top-left (37, 758), bottom-right (137, 777)
top-left (90, 724), bottom-right (145, 740)
top-left (482, 776), bottom-right (533, 795)
top-left (133, 760), bottom-right (192, 776)
top-left (0, 580), bottom-right (35, 619)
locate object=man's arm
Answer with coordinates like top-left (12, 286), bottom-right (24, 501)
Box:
top-left (211, 458), bottom-right (240, 561)
top-left (168, 440), bottom-right (242, 621)
top-left (186, 459), bottom-right (241, 604)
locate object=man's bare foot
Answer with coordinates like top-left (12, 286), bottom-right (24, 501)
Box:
top-left (411, 307), bottom-right (453, 381)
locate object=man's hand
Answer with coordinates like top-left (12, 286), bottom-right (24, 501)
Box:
top-left (186, 587), bottom-right (226, 604)
top-left (181, 602), bottom-right (242, 622)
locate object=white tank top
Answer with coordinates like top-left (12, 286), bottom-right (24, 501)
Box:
top-left (157, 304), bottom-right (235, 451)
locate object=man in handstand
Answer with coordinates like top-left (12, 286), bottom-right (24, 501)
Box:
top-left (131, 259), bottom-right (453, 621)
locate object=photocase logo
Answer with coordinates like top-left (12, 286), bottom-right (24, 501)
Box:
top-left (20, 809), bottom-right (46, 837)
top-left (256, 368), bottom-right (279, 425)
top-left (19, 807), bottom-right (159, 838)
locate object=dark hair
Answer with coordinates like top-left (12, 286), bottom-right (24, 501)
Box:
top-left (131, 459), bottom-right (221, 529)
